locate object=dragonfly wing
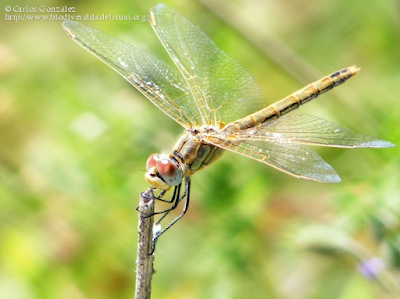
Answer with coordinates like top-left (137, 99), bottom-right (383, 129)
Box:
top-left (225, 114), bottom-right (395, 148)
top-left (206, 135), bottom-right (341, 183)
top-left (150, 4), bottom-right (267, 126)
top-left (205, 114), bottom-right (394, 182)
top-left (62, 20), bottom-right (201, 128)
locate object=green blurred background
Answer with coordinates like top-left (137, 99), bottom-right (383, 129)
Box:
top-left (1, 0), bottom-right (399, 298)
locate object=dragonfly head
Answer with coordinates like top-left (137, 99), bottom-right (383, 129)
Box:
top-left (145, 153), bottom-right (183, 190)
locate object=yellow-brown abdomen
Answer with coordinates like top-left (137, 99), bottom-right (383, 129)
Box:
top-left (225, 66), bottom-right (360, 131)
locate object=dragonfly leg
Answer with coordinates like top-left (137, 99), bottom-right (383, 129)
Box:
top-left (135, 189), bottom-right (156, 212)
top-left (152, 187), bottom-right (177, 204)
top-left (149, 177), bottom-right (191, 255)
top-left (153, 189), bottom-right (167, 200)
top-left (143, 184), bottom-right (181, 219)
top-left (154, 185), bottom-right (182, 225)
top-left (135, 188), bottom-right (170, 213)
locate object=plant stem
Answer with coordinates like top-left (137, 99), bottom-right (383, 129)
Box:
top-left (135, 188), bottom-right (155, 299)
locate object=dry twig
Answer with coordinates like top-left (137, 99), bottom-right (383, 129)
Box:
top-left (135, 189), bottom-right (155, 299)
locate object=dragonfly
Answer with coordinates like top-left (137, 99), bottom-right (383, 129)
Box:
top-left (62, 4), bottom-right (394, 252)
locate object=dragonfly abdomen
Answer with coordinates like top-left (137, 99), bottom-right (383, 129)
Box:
top-left (224, 66), bottom-right (360, 132)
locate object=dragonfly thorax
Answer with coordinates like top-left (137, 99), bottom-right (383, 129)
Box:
top-left (174, 132), bottom-right (225, 176)
top-left (145, 130), bottom-right (225, 190)
top-left (193, 122), bottom-right (225, 134)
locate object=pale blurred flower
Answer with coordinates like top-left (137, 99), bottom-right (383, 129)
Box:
top-left (358, 257), bottom-right (385, 280)
top-left (69, 112), bottom-right (107, 140)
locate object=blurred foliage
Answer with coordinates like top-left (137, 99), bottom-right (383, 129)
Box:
top-left (1, 0), bottom-right (399, 298)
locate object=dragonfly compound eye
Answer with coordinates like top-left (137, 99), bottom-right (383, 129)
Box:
top-left (157, 158), bottom-right (182, 186)
top-left (146, 153), bottom-right (160, 170)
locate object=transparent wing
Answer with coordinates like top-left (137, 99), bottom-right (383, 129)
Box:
top-left (205, 114), bottom-right (394, 182)
top-left (206, 135), bottom-right (341, 183)
top-left (150, 4), bottom-right (267, 126)
top-left (62, 20), bottom-right (201, 128)
top-left (224, 114), bottom-right (395, 148)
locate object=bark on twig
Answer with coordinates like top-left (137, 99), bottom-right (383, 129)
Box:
top-left (135, 188), bottom-right (155, 299)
